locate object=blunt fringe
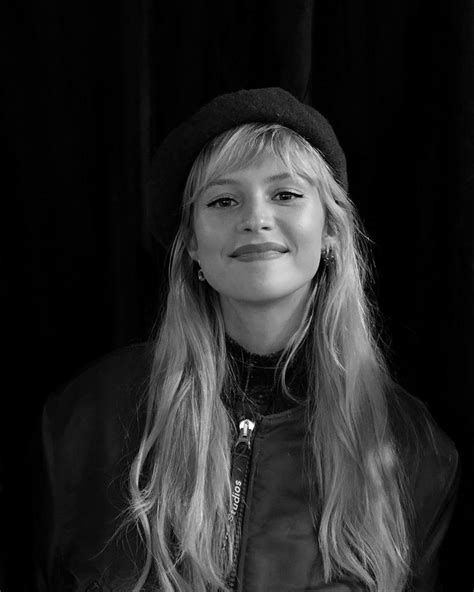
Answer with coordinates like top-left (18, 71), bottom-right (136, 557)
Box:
top-left (118, 123), bottom-right (414, 591)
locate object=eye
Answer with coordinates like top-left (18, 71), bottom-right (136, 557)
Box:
top-left (207, 196), bottom-right (236, 208)
top-left (274, 191), bottom-right (304, 201)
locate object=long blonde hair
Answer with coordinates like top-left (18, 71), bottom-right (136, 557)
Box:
top-left (121, 123), bottom-right (412, 591)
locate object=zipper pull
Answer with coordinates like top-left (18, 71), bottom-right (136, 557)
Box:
top-left (235, 418), bottom-right (255, 450)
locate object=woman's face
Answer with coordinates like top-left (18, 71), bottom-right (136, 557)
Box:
top-left (187, 152), bottom-right (327, 306)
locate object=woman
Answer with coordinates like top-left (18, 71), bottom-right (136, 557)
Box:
top-left (34, 88), bottom-right (459, 592)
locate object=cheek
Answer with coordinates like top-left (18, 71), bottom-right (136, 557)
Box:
top-left (289, 213), bottom-right (325, 279)
top-left (194, 217), bottom-right (227, 262)
top-left (292, 205), bottom-right (325, 253)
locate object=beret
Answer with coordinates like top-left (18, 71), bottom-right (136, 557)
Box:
top-left (146, 87), bottom-right (347, 250)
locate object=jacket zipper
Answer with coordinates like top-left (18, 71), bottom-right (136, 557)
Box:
top-left (225, 417), bottom-right (257, 591)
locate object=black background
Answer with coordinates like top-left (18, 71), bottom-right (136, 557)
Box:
top-left (2, 0), bottom-right (473, 589)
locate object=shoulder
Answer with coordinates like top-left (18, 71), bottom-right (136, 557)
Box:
top-left (387, 384), bottom-right (458, 470)
top-left (37, 344), bottom-right (155, 573)
top-left (43, 342), bottom-right (154, 446)
top-left (387, 384), bottom-right (460, 560)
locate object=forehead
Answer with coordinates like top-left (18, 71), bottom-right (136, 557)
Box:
top-left (202, 152), bottom-right (315, 190)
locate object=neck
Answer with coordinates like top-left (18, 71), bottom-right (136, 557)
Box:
top-left (220, 286), bottom-right (311, 355)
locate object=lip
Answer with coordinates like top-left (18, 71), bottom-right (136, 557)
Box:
top-left (230, 242), bottom-right (289, 257)
top-left (233, 251), bottom-right (287, 262)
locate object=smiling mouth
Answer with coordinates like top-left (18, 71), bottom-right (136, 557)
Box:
top-left (232, 251), bottom-right (287, 262)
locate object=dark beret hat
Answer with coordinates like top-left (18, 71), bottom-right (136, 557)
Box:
top-left (146, 87), bottom-right (347, 250)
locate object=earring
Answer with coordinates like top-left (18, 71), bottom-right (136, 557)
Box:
top-left (321, 247), bottom-right (335, 266)
top-left (198, 268), bottom-right (205, 282)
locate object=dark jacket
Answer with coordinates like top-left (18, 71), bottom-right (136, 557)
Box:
top-left (33, 342), bottom-right (459, 592)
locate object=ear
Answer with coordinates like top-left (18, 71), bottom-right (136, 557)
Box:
top-left (322, 231), bottom-right (337, 252)
top-left (185, 231), bottom-right (199, 262)
top-left (321, 229), bottom-right (334, 249)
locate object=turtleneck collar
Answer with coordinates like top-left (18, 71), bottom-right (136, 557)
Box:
top-left (224, 333), bottom-right (286, 369)
top-left (224, 333), bottom-right (308, 419)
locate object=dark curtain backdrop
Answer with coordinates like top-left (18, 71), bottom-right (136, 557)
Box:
top-left (2, 0), bottom-right (472, 589)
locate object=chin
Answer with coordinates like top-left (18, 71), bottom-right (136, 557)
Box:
top-left (228, 283), bottom-right (306, 304)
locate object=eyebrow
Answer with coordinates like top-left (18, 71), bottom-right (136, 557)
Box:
top-left (204, 172), bottom-right (313, 189)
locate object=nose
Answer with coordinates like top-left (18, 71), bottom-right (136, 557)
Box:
top-left (236, 195), bottom-right (274, 233)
